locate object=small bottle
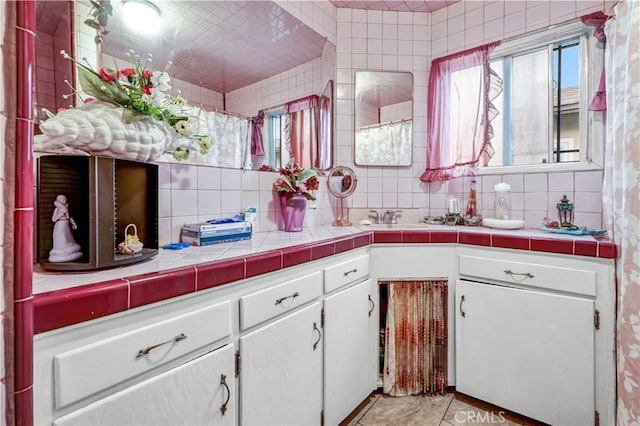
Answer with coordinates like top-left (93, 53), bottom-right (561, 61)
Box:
top-left (465, 180), bottom-right (478, 217)
top-left (494, 182), bottom-right (512, 220)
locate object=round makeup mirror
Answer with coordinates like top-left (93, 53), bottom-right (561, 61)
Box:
top-left (326, 166), bottom-right (358, 226)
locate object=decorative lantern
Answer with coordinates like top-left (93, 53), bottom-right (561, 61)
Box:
top-left (556, 195), bottom-right (574, 228)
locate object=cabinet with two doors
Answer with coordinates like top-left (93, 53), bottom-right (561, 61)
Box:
top-left (34, 248), bottom-right (377, 425)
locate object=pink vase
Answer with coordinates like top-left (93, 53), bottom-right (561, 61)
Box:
top-left (279, 191), bottom-right (307, 232)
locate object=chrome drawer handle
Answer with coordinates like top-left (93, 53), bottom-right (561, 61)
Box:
top-left (136, 333), bottom-right (187, 359)
top-left (504, 270), bottom-right (535, 280)
top-left (343, 268), bottom-right (357, 277)
top-left (219, 374), bottom-right (230, 415)
top-left (368, 295), bottom-right (374, 317)
top-left (460, 295), bottom-right (466, 318)
top-left (312, 322), bottom-right (322, 351)
top-left (275, 291), bottom-right (299, 305)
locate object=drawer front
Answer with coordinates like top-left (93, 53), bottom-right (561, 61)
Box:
top-left (324, 254), bottom-right (370, 293)
top-left (458, 255), bottom-right (596, 296)
top-left (240, 271), bottom-right (322, 330)
top-left (54, 301), bottom-right (231, 408)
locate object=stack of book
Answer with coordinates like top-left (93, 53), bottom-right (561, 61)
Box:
top-left (181, 221), bottom-right (252, 246)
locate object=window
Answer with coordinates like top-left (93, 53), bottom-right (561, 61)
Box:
top-left (482, 20), bottom-right (604, 173)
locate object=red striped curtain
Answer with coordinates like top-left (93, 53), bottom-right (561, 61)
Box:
top-left (382, 280), bottom-right (448, 396)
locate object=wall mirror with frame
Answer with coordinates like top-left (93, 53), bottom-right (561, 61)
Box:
top-left (354, 70), bottom-right (413, 167)
top-left (34, 0), bottom-right (334, 171)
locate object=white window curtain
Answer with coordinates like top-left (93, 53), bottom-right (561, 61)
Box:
top-left (355, 120), bottom-right (412, 166)
top-left (603, 1), bottom-right (640, 424)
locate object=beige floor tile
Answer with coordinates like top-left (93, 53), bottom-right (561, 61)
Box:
top-left (358, 393), bottom-right (454, 426)
top-left (345, 394), bottom-right (382, 426)
top-left (443, 398), bottom-right (520, 426)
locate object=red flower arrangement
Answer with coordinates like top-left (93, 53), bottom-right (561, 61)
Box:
top-left (275, 161), bottom-right (320, 201)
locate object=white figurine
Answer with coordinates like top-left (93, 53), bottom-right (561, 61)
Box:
top-left (48, 194), bottom-right (83, 262)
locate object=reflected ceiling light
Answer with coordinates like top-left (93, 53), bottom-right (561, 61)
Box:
top-left (122, 0), bottom-right (162, 35)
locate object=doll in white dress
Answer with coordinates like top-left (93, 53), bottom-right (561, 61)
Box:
top-left (48, 194), bottom-right (83, 262)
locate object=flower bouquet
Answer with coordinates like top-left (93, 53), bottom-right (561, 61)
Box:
top-left (275, 161), bottom-right (319, 232)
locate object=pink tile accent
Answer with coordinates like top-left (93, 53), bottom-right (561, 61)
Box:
top-left (15, 388), bottom-right (33, 426)
top-left (246, 250), bottom-right (283, 277)
top-left (530, 237), bottom-right (574, 255)
top-left (402, 230), bottom-right (430, 243)
top-left (15, 119), bottom-right (34, 208)
top-left (334, 236), bottom-right (355, 254)
top-left (282, 245), bottom-right (312, 268)
top-left (459, 232), bottom-right (491, 247)
top-left (574, 240), bottom-right (598, 257)
top-left (373, 230), bottom-right (403, 243)
top-left (196, 258), bottom-right (245, 290)
top-left (34, 280), bottom-right (129, 333)
top-left (14, 209), bottom-right (34, 300)
top-left (429, 230), bottom-right (458, 243)
top-left (598, 242), bottom-right (617, 259)
top-left (492, 234), bottom-right (530, 251)
top-left (311, 241), bottom-right (336, 260)
top-left (129, 268), bottom-right (197, 308)
top-left (353, 232), bottom-right (372, 247)
top-left (14, 298), bottom-right (34, 392)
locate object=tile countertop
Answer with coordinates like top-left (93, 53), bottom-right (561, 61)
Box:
top-left (33, 225), bottom-right (616, 334)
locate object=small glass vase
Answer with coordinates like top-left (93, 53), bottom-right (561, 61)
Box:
top-left (279, 191), bottom-right (307, 232)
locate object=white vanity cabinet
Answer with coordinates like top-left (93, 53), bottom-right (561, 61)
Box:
top-left (455, 246), bottom-right (616, 426)
top-left (323, 254), bottom-right (376, 426)
top-left (239, 301), bottom-right (323, 426)
top-left (54, 344), bottom-right (236, 426)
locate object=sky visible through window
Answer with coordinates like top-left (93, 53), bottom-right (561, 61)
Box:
top-left (553, 44), bottom-right (579, 88)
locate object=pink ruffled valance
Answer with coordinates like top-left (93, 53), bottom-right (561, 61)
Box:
top-left (283, 95), bottom-right (319, 114)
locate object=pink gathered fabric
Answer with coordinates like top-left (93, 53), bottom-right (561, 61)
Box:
top-left (420, 42), bottom-right (501, 182)
top-left (581, 11), bottom-right (611, 111)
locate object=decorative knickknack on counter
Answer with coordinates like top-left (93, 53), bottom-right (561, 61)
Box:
top-left (37, 155), bottom-right (158, 271)
top-left (275, 161), bottom-right (319, 232)
top-left (279, 192), bottom-right (308, 232)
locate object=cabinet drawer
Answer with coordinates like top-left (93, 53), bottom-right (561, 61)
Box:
top-left (54, 301), bottom-right (231, 408)
top-left (458, 254), bottom-right (596, 296)
top-left (324, 254), bottom-right (370, 293)
top-left (240, 271), bottom-right (322, 330)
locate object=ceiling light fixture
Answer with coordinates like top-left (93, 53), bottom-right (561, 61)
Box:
top-left (122, 0), bottom-right (162, 35)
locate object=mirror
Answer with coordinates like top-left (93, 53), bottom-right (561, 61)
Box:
top-left (326, 166), bottom-right (358, 226)
top-left (354, 71), bottom-right (413, 166)
top-left (34, 0), bottom-right (334, 171)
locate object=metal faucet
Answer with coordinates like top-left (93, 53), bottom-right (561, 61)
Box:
top-left (368, 210), bottom-right (381, 224)
top-left (383, 210), bottom-right (402, 224)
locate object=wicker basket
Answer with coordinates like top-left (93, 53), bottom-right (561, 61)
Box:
top-left (118, 223), bottom-right (144, 255)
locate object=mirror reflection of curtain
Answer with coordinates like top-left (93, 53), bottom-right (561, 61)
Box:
top-left (192, 108), bottom-right (251, 169)
top-left (284, 95), bottom-right (319, 169)
top-left (355, 120), bottom-right (412, 166)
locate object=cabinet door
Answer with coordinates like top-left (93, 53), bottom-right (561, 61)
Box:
top-left (55, 344), bottom-right (236, 426)
top-left (324, 279), bottom-right (376, 426)
top-left (455, 280), bottom-right (594, 426)
top-left (240, 301), bottom-right (322, 426)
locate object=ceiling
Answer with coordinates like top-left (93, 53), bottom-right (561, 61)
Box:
top-left (37, 1), bottom-right (456, 96)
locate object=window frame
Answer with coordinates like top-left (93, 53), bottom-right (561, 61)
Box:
top-left (478, 20), bottom-right (605, 176)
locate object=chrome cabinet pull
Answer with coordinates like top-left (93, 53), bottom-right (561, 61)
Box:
top-left (368, 294), bottom-right (374, 317)
top-left (275, 291), bottom-right (299, 305)
top-left (460, 295), bottom-right (466, 318)
top-left (219, 374), bottom-right (230, 416)
top-left (312, 322), bottom-right (322, 351)
top-left (343, 268), bottom-right (357, 277)
top-left (504, 270), bottom-right (535, 280)
top-left (136, 333), bottom-right (187, 359)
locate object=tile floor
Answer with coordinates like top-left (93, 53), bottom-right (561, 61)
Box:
top-left (344, 392), bottom-right (547, 426)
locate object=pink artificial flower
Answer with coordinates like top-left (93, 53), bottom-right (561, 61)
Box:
top-left (99, 67), bottom-right (116, 83)
top-left (84, 97), bottom-right (95, 102)
top-left (141, 85), bottom-right (152, 95)
top-left (117, 68), bottom-right (135, 79)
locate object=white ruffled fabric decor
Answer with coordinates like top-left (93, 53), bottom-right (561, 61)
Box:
top-left (35, 101), bottom-right (176, 162)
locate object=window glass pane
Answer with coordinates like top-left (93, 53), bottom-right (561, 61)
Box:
top-left (552, 41), bottom-right (580, 163)
top-left (511, 48), bottom-right (549, 165)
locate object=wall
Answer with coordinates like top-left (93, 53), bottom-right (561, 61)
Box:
top-left (335, 0), bottom-right (614, 230)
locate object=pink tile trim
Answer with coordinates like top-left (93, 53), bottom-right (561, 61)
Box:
top-left (34, 280), bottom-right (129, 333)
top-left (281, 245), bottom-right (312, 268)
top-left (14, 298), bottom-right (33, 392)
top-left (245, 250), bottom-right (283, 277)
top-left (459, 232), bottom-right (491, 247)
top-left (196, 258), bottom-right (245, 290)
top-left (14, 209), bottom-right (34, 300)
top-left (33, 231), bottom-right (616, 334)
top-left (129, 267), bottom-right (197, 308)
top-left (530, 237), bottom-right (574, 255)
top-left (15, 388), bottom-right (33, 426)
